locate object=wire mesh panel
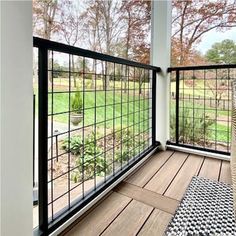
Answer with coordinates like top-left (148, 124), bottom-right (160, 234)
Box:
top-left (33, 37), bottom-right (159, 233)
top-left (169, 65), bottom-right (236, 155)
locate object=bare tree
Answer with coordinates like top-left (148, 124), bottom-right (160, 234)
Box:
top-left (33, 0), bottom-right (60, 82)
top-left (172, 0), bottom-right (236, 65)
top-left (59, 0), bottom-right (83, 87)
top-left (33, 0), bottom-right (59, 39)
top-left (81, 0), bottom-right (122, 90)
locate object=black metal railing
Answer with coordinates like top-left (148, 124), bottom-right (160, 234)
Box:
top-left (33, 37), bottom-right (160, 234)
top-left (168, 64), bottom-right (236, 155)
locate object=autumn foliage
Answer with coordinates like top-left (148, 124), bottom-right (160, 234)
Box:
top-left (33, 0), bottom-right (236, 66)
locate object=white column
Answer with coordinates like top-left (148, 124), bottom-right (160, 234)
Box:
top-left (151, 0), bottom-right (172, 150)
top-left (1, 1), bottom-right (33, 236)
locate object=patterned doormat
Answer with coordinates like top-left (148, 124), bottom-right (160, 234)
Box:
top-left (166, 176), bottom-right (236, 235)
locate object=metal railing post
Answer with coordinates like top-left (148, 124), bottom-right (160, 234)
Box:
top-left (33, 94), bottom-right (36, 188)
top-left (152, 70), bottom-right (157, 145)
top-left (175, 70), bottom-right (180, 144)
top-left (38, 46), bottom-right (49, 233)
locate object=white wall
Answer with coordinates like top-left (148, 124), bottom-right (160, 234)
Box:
top-left (1, 1), bottom-right (33, 235)
top-left (151, 0), bottom-right (172, 149)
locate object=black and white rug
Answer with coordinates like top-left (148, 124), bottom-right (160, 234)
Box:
top-left (166, 176), bottom-right (236, 235)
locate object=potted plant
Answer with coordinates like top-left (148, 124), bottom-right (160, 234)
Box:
top-left (71, 90), bottom-right (83, 125)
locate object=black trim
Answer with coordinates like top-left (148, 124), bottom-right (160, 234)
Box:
top-left (33, 37), bottom-right (161, 72)
top-left (175, 70), bottom-right (180, 144)
top-left (168, 64), bottom-right (236, 72)
top-left (38, 47), bottom-right (49, 233)
top-left (152, 70), bottom-right (157, 144)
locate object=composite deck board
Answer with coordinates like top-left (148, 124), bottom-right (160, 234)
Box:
top-left (137, 209), bottom-right (172, 236)
top-left (145, 152), bottom-right (188, 194)
top-left (164, 154), bottom-right (204, 201)
top-left (115, 182), bottom-right (179, 215)
top-left (62, 151), bottom-right (232, 236)
top-left (64, 192), bottom-right (131, 236)
top-left (219, 160), bottom-right (232, 184)
top-left (125, 151), bottom-right (173, 187)
top-left (101, 200), bottom-right (153, 236)
top-left (198, 157), bottom-right (221, 181)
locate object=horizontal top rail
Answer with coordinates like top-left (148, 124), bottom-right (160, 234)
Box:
top-left (168, 64), bottom-right (236, 72)
top-left (33, 37), bottom-right (161, 72)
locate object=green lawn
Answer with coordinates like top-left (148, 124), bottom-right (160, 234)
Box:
top-left (209, 123), bottom-right (231, 143)
top-left (52, 78), bottom-right (148, 90)
top-left (35, 89), bottom-right (150, 131)
top-left (34, 78), bottom-right (231, 145)
top-left (170, 101), bottom-right (231, 144)
top-left (171, 80), bottom-right (230, 99)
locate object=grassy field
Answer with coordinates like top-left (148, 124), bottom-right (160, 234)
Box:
top-left (171, 79), bottom-right (230, 99)
top-left (51, 77), bottom-right (148, 90)
top-left (170, 101), bottom-right (231, 144)
top-left (34, 77), bottom-right (232, 145)
top-left (35, 88), bottom-right (150, 132)
top-left (170, 77), bottom-right (231, 145)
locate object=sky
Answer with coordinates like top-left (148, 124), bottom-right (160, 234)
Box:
top-left (197, 28), bottom-right (236, 54)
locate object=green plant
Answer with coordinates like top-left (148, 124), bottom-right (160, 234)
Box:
top-left (61, 136), bottom-right (83, 155)
top-left (71, 89), bottom-right (83, 114)
top-left (114, 127), bottom-right (140, 163)
top-left (170, 107), bottom-right (214, 143)
top-left (62, 133), bottom-right (109, 183)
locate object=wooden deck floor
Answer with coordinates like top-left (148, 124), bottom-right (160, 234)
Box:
top-left (62, 150), bottom-right (232, 236)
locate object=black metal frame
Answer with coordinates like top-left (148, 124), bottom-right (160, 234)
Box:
top-left (168, 64), bottom-right (236, 156)
top-left (34, 37), bottom-right (160, 71)
top-left (33, 35), bottom-right (236, 234)
top-left (33, 37), bottom-right (160, 235)
top-left (168, 64), bottom-right (236, 72)
top-left (33, 94), bottom-right (36, 188)
top-left (38, 46), bottom-right (49, 233)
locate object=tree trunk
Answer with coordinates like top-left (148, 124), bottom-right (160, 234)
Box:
top-left (72, 55), bottom-right (77, 88)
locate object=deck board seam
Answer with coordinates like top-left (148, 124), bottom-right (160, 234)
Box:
top-left (196, 156), bottom-right (205, 176)
top-left (135, 208), bottom-right (155, 236)
top-left (60, 192), bottom-right (114, 236)
top-left (141, 151), bottom-right (175, 188)
top-left (162, 153), bottom-right (190, 196)
top-left (98, 198), bottom-right (133, 236)
top-left (218, 160), bottom-right (223, 182)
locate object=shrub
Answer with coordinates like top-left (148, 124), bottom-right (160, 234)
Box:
top-left (62, 127), bottom-right (148, 183)
top-left (71, 90), bottom-right (83, 114)
top-left (62, 133), bottom-right (109, 183)
top-left (61, 136), bottom-right (82, 155)
top-left (170, 107), bottom-right (214, 143)
top-left (114, 127), bottom-right (140, 163)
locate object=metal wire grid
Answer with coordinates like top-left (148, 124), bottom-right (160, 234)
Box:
top-left (47, 56), bottom-right (153, 221)
top-left (33, 37), bottom-right (159, 233)
top-left (169, 66), bottom-right (236, 154)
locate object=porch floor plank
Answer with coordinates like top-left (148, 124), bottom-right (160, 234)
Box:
top-left (164, 154), bottom-right (204, 201)
top-left (115, 182), bottom-right (179, 215)
top-left (144, 152), bottom-right (188, 194)
top-left (101, 200), bottom-right (153, 236)
top-left (198, 157), bottom-right (221, 181)
top-left (125, 150), bottom-right (173, 187)
top-left (137, 209), bottom-right (172, 236)
top-left (63, 192), bottom-right (131, 236)
top-left (219, 160), bottom-right (232, 184)
top-left (62, 151), bottom-right (231, 236)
